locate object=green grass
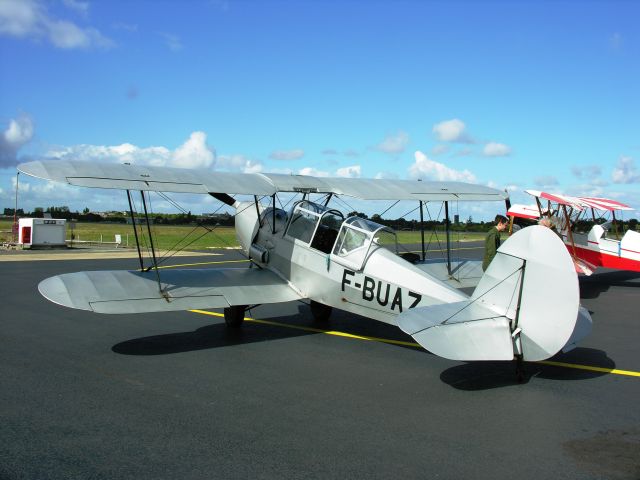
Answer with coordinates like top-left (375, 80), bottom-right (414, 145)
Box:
top-left (396, 230), bottom-right (485, 244)
top-left (0, 219), bottom-right (238, 250)
top-left (1, 219), bottom-right (485, 250)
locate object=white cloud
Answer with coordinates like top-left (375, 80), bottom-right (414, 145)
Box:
top-left (375, 131), bottom-right (409, 154)
top-left (62, 0), bottom-right (89, 15)
top-left (336, 165), bottom-right (361, 178)
top-left (0, 0), bottom-right (113, 49)
top-left (172, 131), bottom-right (215, 168)
top-left (43, 131), bottom-right (216, 169)
top-left (432, 119), bottom-right (473, 143)
top-left (374, 171), bottom-right (399, 180)
top-left (298, 167), bottom-right (329, 177)
top-left (217, 154), bottom-right (263, 173)
top-left (612, 156), bottom-right (640, 184)
top-left (483, 142), bottom-right (511, 157)
top-left (408, 151), bottom-right (476, 182)
top-left (571, 164), bottom-right (602, 179)
top-left (0, 0), bottom-right (39, 36)
top-left (47, 20), bottom-right (112, 49)
top-left (1, 114), bottom-right (34, 167)
top-left (269, 149), bottom-right (304, 161)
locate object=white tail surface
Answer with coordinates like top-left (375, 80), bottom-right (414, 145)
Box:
top-left (398, 226), bottom-right (584, 361)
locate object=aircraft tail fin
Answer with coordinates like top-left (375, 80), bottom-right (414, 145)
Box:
top-left (398, 226), bottom-right (589, 361)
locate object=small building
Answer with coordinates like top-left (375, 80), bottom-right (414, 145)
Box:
top-left (18, 218), bottom-right (66, 248)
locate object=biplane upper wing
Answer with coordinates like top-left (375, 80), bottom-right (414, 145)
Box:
top-left (526, 189), bottom-right (632, 212)
top-left (17, 159), bottom-right (276, 195)
top-left (18, 160), bottom-right (507, 202)
top-left (38, 267), bottom-right (303, 314)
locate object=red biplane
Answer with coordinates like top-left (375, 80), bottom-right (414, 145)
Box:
top-left (507, 190), bottom-right (639, 275)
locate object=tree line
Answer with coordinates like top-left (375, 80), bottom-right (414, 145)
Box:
top-left (3, 206), bottom-right (637, 232)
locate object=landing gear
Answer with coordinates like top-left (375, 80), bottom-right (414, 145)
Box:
top-left (515, 355), bottom-right (525, 383)
top-left (224, 305), bottom-right (247, 328)
top-left (310, 300), bottom-right (332, 322)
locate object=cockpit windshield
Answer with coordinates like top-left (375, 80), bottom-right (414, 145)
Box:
top-left (332, 216), bottom-right (398, 270)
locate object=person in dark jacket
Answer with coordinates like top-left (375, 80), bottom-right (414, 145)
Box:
top-left (482, 214), bottom-right (508, 271)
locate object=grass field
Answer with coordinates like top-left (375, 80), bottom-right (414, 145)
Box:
top-left (0, 219), bottom-right (485, 250)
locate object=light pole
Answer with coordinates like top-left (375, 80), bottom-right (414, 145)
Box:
top-left (12, 171), bottom-right (19, 243)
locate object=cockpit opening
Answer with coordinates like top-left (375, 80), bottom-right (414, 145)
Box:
top-left (284, 200), bottom-right (401, 267)
top-left (286, 201), bottom-right (345, 254)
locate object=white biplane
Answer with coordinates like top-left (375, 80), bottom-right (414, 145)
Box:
top-left (508, 190), bottom-right (640, 275)
top-left (18, 160), bottom-right (592, 368)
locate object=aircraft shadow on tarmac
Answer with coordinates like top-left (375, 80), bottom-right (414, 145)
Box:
top-left (112, 313), bottom-right (318, 355)
top-left (111, 304), bottom-right (617, 391)
top-left (579, 270), bottom-right (640, 299)
top-left (112, 304), bottom-right (417, 356)
top-left (440, 347), bottom-right (616, 391)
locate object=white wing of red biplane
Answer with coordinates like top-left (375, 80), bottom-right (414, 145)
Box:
top-left (18, 160), bottom-right (507, 201)
top-left (506, 203), bottom-right (541, 220)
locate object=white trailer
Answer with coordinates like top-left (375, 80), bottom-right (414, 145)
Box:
top-left (18, 218), bottom-right (66, 248)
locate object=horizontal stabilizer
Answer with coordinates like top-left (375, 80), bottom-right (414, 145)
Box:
top-left (39, 268), bottom-right (302, 314)
top-left (398, 301), bottom-right (513, 361)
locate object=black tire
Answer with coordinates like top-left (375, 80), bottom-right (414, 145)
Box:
top-left (310, 300), bottom-right (332, 322)
top-left (224, 305), bottom-right (247, 328)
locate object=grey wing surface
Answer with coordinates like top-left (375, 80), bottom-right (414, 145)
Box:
top-left (17, 160), bottom-right (275, 195)
top-left (39, 267), bottom-right (303, 314)
top-left (18, 160), bottom-right (507, 202)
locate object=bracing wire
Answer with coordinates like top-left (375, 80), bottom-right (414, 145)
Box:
top-left (412, 263), bottom-right (525, 334)
top-left (424, 202), bottom-right (445, 258)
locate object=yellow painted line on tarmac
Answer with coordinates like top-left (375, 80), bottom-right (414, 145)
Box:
top-left (0, 250), bottom-right (222, 262)
top-left (157, 259), bottom-right (249, 269)
top-left (189, 309), bottom-right (419, 348)
top-left (189, 309), bottom-right (640, 378)
top-left (538, 360), bottom-right (640, 378)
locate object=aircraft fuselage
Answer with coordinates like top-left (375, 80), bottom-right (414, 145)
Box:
top-left (236, 199), bottom-right (466, 325)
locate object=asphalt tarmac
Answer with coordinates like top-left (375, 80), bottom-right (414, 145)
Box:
top-left (1, 246), bottom-right (639, 480)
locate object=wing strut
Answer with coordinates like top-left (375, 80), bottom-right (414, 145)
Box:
top-left (139, 190), bottom-right (164, 296)
top-left (126, 190), bottom-right (144, 271)
top-left (444, 201), bottom-right (452, 275)
top-left (419, 201), bottom-right (426, 262)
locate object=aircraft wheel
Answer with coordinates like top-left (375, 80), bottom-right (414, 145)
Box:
top-left (310, 300), bottom-right (332, 322)
top-left (224, 305), bottom-right (246, 328)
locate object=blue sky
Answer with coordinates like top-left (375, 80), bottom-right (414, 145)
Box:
top-left (0, 0), bottom-right (638, 220)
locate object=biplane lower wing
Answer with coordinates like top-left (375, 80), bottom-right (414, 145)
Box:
top-left (38, 268), bottom-right (303, 314)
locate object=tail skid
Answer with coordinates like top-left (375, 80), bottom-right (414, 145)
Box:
top-left (398, 226), bottom-right (590, 361)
